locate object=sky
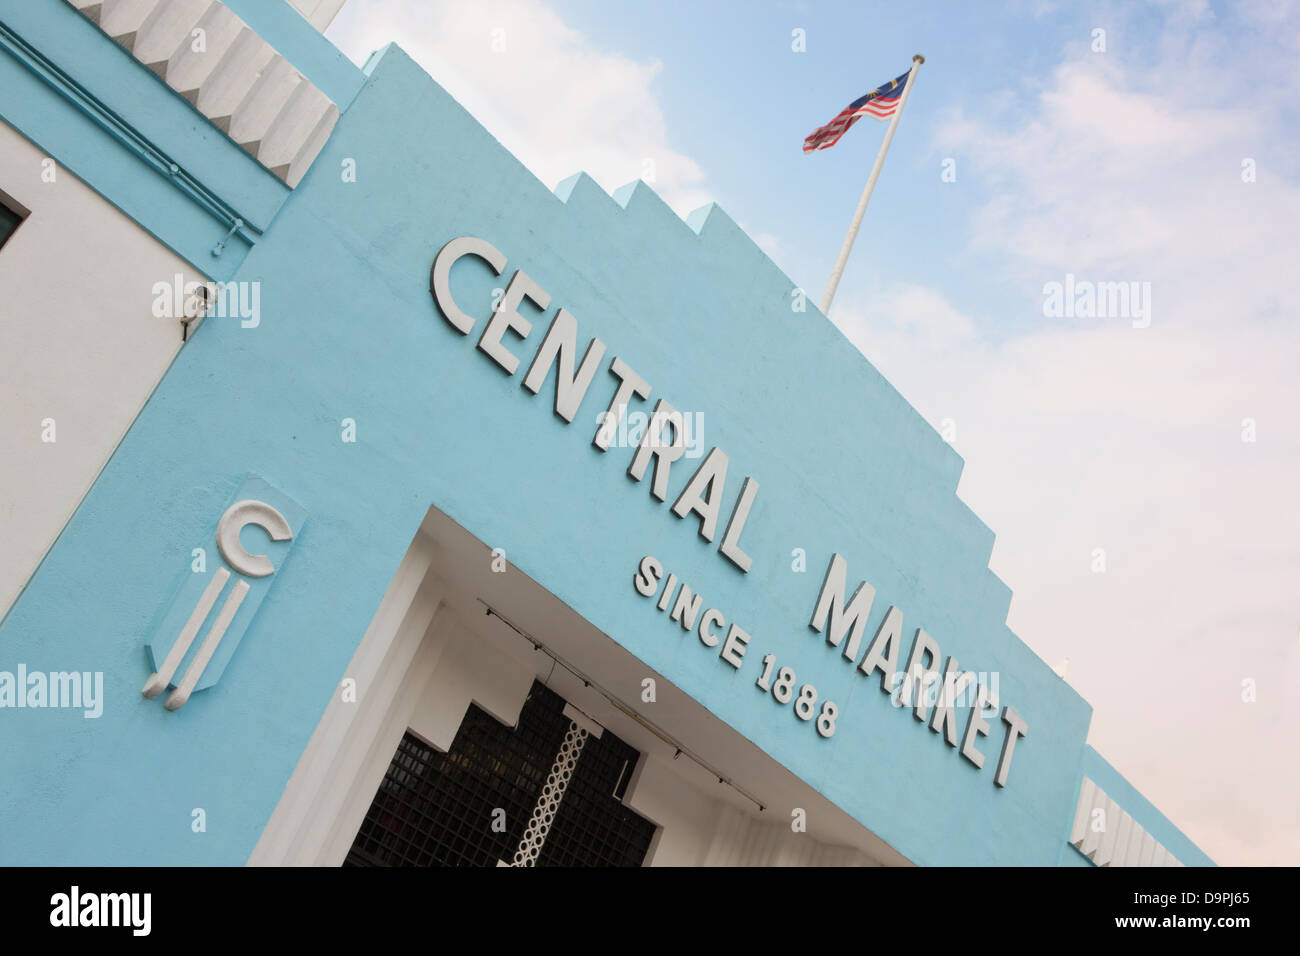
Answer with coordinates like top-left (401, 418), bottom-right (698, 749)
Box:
top-left (325, 0), bottom-right (1300, 866)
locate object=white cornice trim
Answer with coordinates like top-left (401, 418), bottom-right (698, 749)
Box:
top-left (67, 0), bottom-right (339, 188)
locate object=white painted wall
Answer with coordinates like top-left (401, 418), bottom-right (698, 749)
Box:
top-left (0, 119), bottom-right (203, 620)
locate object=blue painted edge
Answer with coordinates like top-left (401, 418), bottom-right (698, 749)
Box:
top-left (0, 44), bottom-right (250, 278)
top-left (3, 2), bottom-right (289, 230)
top-left (0, 0), bottom-right (366, 281)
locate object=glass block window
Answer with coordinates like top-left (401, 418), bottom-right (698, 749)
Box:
top-left (346, 681), bottom-right (657, 867)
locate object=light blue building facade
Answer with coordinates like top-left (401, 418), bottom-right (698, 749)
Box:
top-left (0, 0), bottom-right (1213, 867)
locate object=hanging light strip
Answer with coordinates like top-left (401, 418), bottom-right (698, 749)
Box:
top-left (477, 599), bottom-right (766, 813)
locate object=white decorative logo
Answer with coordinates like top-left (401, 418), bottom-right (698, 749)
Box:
top-left (143, 498), bottom-right (294, 711)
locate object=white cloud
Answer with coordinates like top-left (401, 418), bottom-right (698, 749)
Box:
top-left (857, 284), bottom-right (978, 349)
top-left (327, 0), bottom-right (711, 215)
top-left (837, 30), bottom-right (1300, 864)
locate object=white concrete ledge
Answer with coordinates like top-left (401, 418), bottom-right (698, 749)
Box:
top-left (1069, 775), bottom-right (1183, 867)
top-left (66, 0), bottom-right (339, 189)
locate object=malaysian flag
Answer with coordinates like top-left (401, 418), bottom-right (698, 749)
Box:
top-left (803, 70), bottom-right (912, 153)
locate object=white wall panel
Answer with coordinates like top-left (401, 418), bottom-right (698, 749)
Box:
top-left (0, 120), bottom-right (200, 620)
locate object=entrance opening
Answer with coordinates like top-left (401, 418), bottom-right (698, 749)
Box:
top-left (250, 504), bottom-right (908, 867)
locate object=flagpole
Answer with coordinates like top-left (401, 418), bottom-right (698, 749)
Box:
top-left (819, 53), bottom-right (924, 315)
